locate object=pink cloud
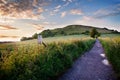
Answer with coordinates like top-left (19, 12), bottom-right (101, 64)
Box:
top-left (0, 24), bottom-right (17, 30)
top-left (70, 9), bottom-right (83, 15)
top-left (61, 11), bottom-right (67, 18)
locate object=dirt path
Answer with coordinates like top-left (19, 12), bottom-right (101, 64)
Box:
top-left (59, 39), bottom-right (116, 80)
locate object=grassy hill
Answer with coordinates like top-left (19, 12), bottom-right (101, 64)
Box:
top-left (40, 25), bottom-right (119, 37)
top-left (52, 25), bottom-right (112, 34)
top-left (21, 25), bottom-right (119, 41)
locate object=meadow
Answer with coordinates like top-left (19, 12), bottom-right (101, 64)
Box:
top-left (100, 37), bottom-right (120, 80)
top-left (0, 34), bottom-right (120, 80)
top-left (0, 35), bottom-right (95, 80)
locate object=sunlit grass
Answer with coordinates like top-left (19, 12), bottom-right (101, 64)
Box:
top-left (100, 37), bottom-right (120, 79)
top-left (0, 37), bottom-right (95, 80)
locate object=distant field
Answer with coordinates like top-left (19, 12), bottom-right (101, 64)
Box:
top-left (18, 34), bottom-right (91, 45)
top-left (0, 34), bottom-right (119, 48)
top-left (100, 34), bottom-right (120, 38)
top-left (18, 34), bottom-right (120, 45)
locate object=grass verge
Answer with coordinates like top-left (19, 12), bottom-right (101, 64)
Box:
top-left (100, 37), bottom-right (120, 80)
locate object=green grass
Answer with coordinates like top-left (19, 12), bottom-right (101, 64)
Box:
top-left (42, 25), bottom-right (114, 37)
top-left (17, 34), bottom-right (91, 45)
top-left (0, 36), bottom-right (95, 80)
top-left (100, 34), bottom-right (120, 38)
top-left (0, 34), bottom-right (119, 80)
top-left (100, 37), bottom-right (120, 80)
top-left (18, 34), bottom-right (120, 46)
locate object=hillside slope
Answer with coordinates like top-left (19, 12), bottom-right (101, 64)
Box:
top-left (40, 25), bottom-right (117, 37)
top-left (21, 25), bottom-right (119, 41)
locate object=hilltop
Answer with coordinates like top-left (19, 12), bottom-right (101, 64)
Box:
top-left (40, 25), bottom-right (119, 37)
top-left (21, 25), bottom-right (119, 41)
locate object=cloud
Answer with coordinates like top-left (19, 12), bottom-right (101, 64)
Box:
top-left (62, 0), bottom-right (73, 2)
top-left (70, 9), bottom-right (83, 15)
top-left (61, 11), bottom-right (67, 18)
top-left (55, 5), bottom-right (62, 9)
top-left (94, 4), bottom-right (120, 18)
top-left (0, 17), bottom-right (14, 23)
top-left (62, 0), bottom-right (66, 1)
top-left (0, 0), bottom-right (48, 20)
top-left (63, 2), bottom-right (69, 7)
top-left (74, 16), bottom-right (105, 25)
top-left (50, 5), bottom-right (62, 16)
top-left (62, 0), bottom-right (73, 7)
top-left (32, 24), bottom-right (44, 30)
top-left (31, 21), bottom-right (56, 30)
top-left (0, 24), bottom-right (17, 30)
top-left (0, 35), bottom-right (19, 38)
top-left (73, 16), bottom-right (118, 30)
top-left (50, 0), bottom-right (74, 16)
top-left (68, 0), bottom-right (73, 2)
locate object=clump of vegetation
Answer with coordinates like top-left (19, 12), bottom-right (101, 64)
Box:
top-left (0, 39), bottom-right (94, 80)
top-left (101, 38), bottom-right (120, 79)
top-left (90, 28), bottom-right (101, 38)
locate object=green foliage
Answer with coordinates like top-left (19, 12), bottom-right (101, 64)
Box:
top-left (82, 30), bottom-right (90, 35)
top-left (90, 28), bottom-right (101, 38)
top-left (20, 37), bottom-right (33, 41)
top-left (101, 38), bottom-right (120, 79)
top-left (41, 29), bottom-right (55, 38)
top-left (21, 33), bottom-right (38, 41)
top-left (0, 39), bottom-right (94, 80)
top-left (32, 33), bottom-right (38, 39)
top-left (20, 37), bottom-right (28, 41)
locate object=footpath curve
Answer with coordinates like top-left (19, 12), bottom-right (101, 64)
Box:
top-left (59, 39), bottom-right (116, 80)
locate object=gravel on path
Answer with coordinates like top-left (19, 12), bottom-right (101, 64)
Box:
top-left (59, 39), bottom-right (116, 80)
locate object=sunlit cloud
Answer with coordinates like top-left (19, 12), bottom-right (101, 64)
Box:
top-left (32, 24), bottom-right (44, 30)
top-left (0, 35), bottom-right (19, 38)
top-left (70, 9), bottom-right (83, 15)
top-left (73, 16), bottom-right (119, 30)
top-left (0, 17), bottom-right (14, 23)
top-left (61, 11), bottom-right (67, 18)
top-left (31, 21), bottom-right (56, 30)
top-left (74, 16), bottom-right (106, 26)
top-left (0, 0), bottom-right (48, 20)
top-left (0, 24), bottom-right (17, 30)
top-left (94, 4), bottom-right (120, 18)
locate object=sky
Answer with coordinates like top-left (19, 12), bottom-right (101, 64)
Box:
top-left (0, 0), bottom-right (120, 41)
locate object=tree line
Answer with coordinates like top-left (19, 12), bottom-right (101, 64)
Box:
top-left (20, 28), bottom-right (106, 41)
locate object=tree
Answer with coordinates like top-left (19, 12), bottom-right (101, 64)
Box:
top-left (82, 30), bottom-right (90, 35)
top-left (20, 37), bottom-right (27, 41)
top-left (60, 30), bottom-right (67, 35)
top-left (90, 28), bottom-right (100, 38)
top-left (32, 33), bottom-right (38, 39)
top-left (41, 29), bottom-right (55, 37)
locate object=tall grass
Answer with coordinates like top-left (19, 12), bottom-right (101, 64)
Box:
top-left (0, 39), bottom-right (94, 80)
top-left (100, 37), bottom-right (120, 79)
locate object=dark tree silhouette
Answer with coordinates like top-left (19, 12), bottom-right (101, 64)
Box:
top-left (90, 28), bottom-right (100, 38)
top-left (32, 33), bottom-right (38, 39)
